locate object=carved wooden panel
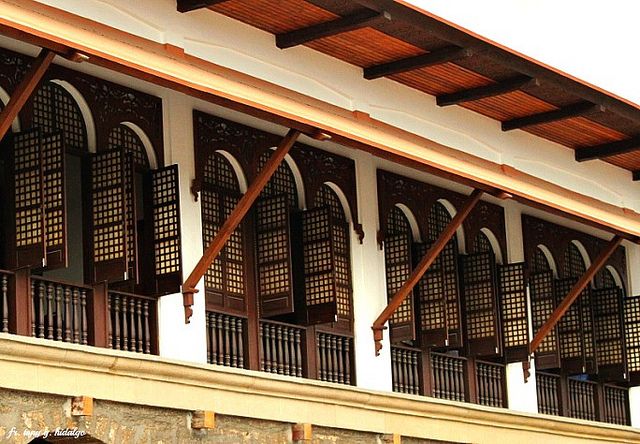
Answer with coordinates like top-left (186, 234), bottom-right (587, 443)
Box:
top-left (90, 148), bottom-right (129, 283)
top-left (530, 271), bottom-right (560, 369)
top-left (498, 262), bottom-right (529, 362)
top-left (593, 287), bottom-right (627, 382)
top-left (460, 251), bottom-right (501, 357)
top-left (150, 165), bottom-right (182, 295)
top-left (256, 194), bottom-right (294, 317)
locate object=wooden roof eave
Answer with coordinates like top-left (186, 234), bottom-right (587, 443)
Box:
top-left (2, 0), bottom-right (640, 242)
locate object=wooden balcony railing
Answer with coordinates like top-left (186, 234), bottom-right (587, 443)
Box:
top-left (476, 360), bottom-right (506, 408)
top-left (391, 344), bottom-right (422, 395)
top-left (536, 371), bottom-right (630, 425)
top-left (431, 352), bottom-right (467, 402)
top-left (317, 331), bottom-right (353, 385)
top-left (108, 290), bottom-right (157, 354)
top-left (206, 311), bottom-right (247, 368)
top-left (259, 319), bottom-right (305, 377)
top-left (1, 269), bottom-right (13, 333)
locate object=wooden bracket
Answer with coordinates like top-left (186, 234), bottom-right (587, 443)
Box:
top-left (292, 423), bottom-right (312, 441)
top-left (372, 189), bottom-right (483, 355)
top-left (0, 48), bottom-right (55, 142)
top-left (529, 235), bottom-right (622, 355)
top-left (522, 357), bottom-right (531, 383)
top-left (71, 396), bottom-right (94, 416)
top-left (181, 129), bottom-right (301, 323)
top-left (191, 410), bottom-right (215, 430)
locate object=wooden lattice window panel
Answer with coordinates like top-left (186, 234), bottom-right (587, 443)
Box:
top-left (427, 202), bottom-right (450, 240)
top-left (313, 185), bottom-right (352, 320)
top-left (593, 287), bottom-right (626, 381)
top-left (595, 267), bottom-right (617, 290)
top-left (532, 247), bottom-right (551, 274)
top-left (556, 278), bottom-right (595, 374)
top-left (201, 153), bottom-right (245, 311)
top-left (122, 153), bottom-right (137, 283)
top-left (498, 263), bottom-right (529, 362)
top-left (258, 151), bottom-right (297, 209)
top-left (256, 194), bottom-right (294, 317)
top-left (33, 82), bottom-right (87, 152)
top-left (414, 241), bottom-right (447, 347)
top-left (564, 243), bottom-right (586, 279)
top-left (530, 271), bottom-right (559, 369)
top-left (624, 296), bottom-right (640, 382)
top-left (151, 165), bottom-right (182, 294)
top-left (384, 207), bottom-right (415, 342)
top-left (41, 132), bottom-right (66, 268)
top-left (472, 231), bottom-right (493, 254)
top-left (461, 251), bottom-right (500, 357)
top-left (108, 124), bottom-right (150, 170)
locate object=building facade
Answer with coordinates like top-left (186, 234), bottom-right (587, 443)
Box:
top-left (0, 0), bottom-right (639, 442)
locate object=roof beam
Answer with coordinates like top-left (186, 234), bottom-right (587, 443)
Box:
top-left (436, 75), bottom-right (536, 107)
top-left (276, 9), bottom-right (389, 49)
top-left (633, 170), bottom-right (640, 181)
top-left (575, 136), bottom-right (640, 162)
top-left (177, 0), bottom-right (227, 13)
top-left (364, 45), bottom-right (472, 80)
top-left (502, 102), bottom-right (603, 132)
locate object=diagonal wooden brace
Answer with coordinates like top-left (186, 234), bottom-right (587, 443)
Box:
top-left (0, 48), bottom-right (55, 141)
top-left (182, 128), bottom-right (301, 323)
top-left (372, 188), bottom-right (484, 356)
top-left (524, 234), bottom-right (622, 381)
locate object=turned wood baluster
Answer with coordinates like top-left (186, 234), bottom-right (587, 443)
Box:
top-left (407, 351), bottom-right (415, 394)
top-left (223, 316), bottom-right (231, 366)
top-left (113, 294), bottom-right (121, 350)
top-left (206, 314), bottom-right (212, 363)
top-left (477, 364), bottom-right (486, 405)
top-left (411, 352), bottom-right (419, 394)
top-left (269, 324), bottom-right (278, 374)
top-left (294, 329), bottom-right (302, 377)
top-left (262, 323), bottom-right (270, 372)
top-left (230, 316), bottom-right (238, 368)
top-left (287, 328), bottom-right (295, 376)
top-left (122, 296), bottom-right (130, 351)
top-left (31, 280), bottom-right (36, 337)
top-left (216, 315), bottom-right (223, 365)
top-left (237, 318), bottom-right (244, 369)
top-left (330, 335), bottom-right (338, 382)
top-left (337, 337), bottom-right (345, 384)
top-left (457, 360), bottom-right (465, 402)
top-left (391, 349), bottom-right (398, 392)
top-left (1, 275), bottom-right (7, 333)
top-left (128, 297), bottom-right (135, 351)
top-left (135, 300), bottom-right (142, 352)
top-left (81, 289), bottom-right (88, 345)
top-left (54, 285), bottom-right (62, 341)
top-left (45, 283), bottom-right (53, 339)
top-left (431, 355), bottom-right (440, 398)
top-left (143, 301), bottom-right (150, 354)
top-left (318, 334), bottom-right (327, 381)
top-left (72, 288), bottom-right (80, 344)
top-left (209, 313), bottom-right (217, 364)
top-left (63, 287), bottom-right (71, 342)
top-left (344, 338), bottom-right (351, 385)
top-left (403, 351), bottom-right (411, 393)
top-left (275, 325), bottom-right (284, 374)
top-left (282, 326), bottom-right (290, 376)
top-left (106, 297), bottom-right (113, 349)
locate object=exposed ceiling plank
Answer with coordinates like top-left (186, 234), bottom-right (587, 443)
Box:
top-left (177, 0), bottom-right (227, 13)
top-left (276, 9), bottom-right (389, 49)
top-left (501, 102), bottom-right (604, 131)
top-left (364, 45), bottom-right (472, 80)
top-left (437, 75), bottom-right (535, 107)
top-left (575, 136), bottom-right (640, 162)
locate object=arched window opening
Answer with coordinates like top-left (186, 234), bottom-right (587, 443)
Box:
top-left (258, 151), bottom-right (298, 209)
top-left (472, 231), bottom-right (493, 255)
top-left (108, 124), bottom-right (150, 170)
top-left (532, 247), bottom-right (551, 274)
top-left (201, 152), bottom-right (245, 312)
top-left (563, 242), bottom-right (587, 279)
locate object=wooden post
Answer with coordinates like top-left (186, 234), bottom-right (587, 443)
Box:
top-left (89, 281), bottom-right (110, 348)
top-left (372, 189), bottom-right (483, 355)
top-left (12, 267), bottom-right (32, 336)
top-left (595, 383), bottom-right (606, 422)
top-left (466, 357), bottom-right (478, 404)
top-left (304, 325), bottom-right (318, 380)
top-left (182, 129), bottom-right (301, 323)
top-left (420, 348), bottom-right (433, 396)
top-left (529, 235), bottom-right (622, 354)
top-left (558, 373), bottom-right (570, 417)
top-left (0, 49), bottom-right (55, 141)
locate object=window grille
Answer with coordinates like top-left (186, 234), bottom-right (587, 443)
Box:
top-left (108, 124), bottom-right (150, 170)
top-left (564, 243), bottom-right (586, 279)
top-left (593, 287), bottom-right (626, 381)
top-left (530, 271), bottom-right (560, 369)
top-left (532, 247), bottom-right (551, 274)
top-left (498, 263), bottom-right (530, 362)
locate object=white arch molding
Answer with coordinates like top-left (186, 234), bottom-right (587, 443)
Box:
top-left (436, 198), bottom-right (466, 254)
top-left (394, 203), bottom-right (421, 242)
top-left (570, 239), bottom-right (592, 270)
top-left (323, 181), bottom-right (353, 225)
top-left (121, 121), bottom-right (158, 170)
top-left (605, 265), bottom-right (624, 290)
top-left (50, 79), bottom-right (96, 153)
top-left (268, 145), bottom-right (305, 210)
top-left (480, 227), bottom-right (504, 265)
top-left (0, 86), bottom-right (21, 132)
top-left (215, 149), bottom-right (248, 193)
top-left (536, 244), bottom-right (558, 278)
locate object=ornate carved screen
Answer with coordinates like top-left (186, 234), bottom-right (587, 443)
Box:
top-left (498, 263), bottom-right (530, 362)
top-left (90, 148), bottom-right (131, 283)
top-left (624, 295), bottom-right (640, 384)
top-left (256, 194), bottom-right (294, 317)
top-left (593, 287), bottom-right (626, 381)
top-left (8, 129), bottom-right (67, 270)
top-left (530, 271), bottom-right (560, 369)
top-left (460, 251), bottom-right (501, 357)
top-left (150, 165), bottom-right (182, 295)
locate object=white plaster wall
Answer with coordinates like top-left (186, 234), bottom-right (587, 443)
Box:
top-left (31, 0), bottom-right (640, 215)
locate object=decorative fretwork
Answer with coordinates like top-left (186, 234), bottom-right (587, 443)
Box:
top-left (91, 148), bottom-right (129, 283)
top-left (624, 295), bottom-right (640, 384)
top-left (498, 263), bottom-right (529, 362)
top-left (150, 165), bottom-right (182, 295)
top-left (108, 124), bottom-right (150, 170)
top-left (384, 208), bottom-right (415, 342)
top-left (33, 82), bottom-right (87, 152)
top-left (530, 271), bottom-right (560, 369)
top-left (256, 194), bottom-right (294, 317)
top-left (460, 251), bottom-right (500, 357)
top-left (593, 287), bottom-right (626, 381)
top-left (201, 153), bottom-right (245, 311)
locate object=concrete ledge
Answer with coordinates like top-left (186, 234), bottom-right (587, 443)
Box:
top-left (0, 334), bottom-right (638, 443)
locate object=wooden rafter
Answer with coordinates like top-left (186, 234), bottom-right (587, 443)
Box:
top-left (633, 170), bottom-right (640, 181)
top-left (529, 235), bottom-right (622, 356)
top-left (372, 188), bottom-right (484, 356)
top-left (182, 128), bottom-right (301, 323)
top-left (0, 48), bottom-right (55, 141)
top-left (364, 46), bottom-right (472, 80)
top-left (437, 75), bottom-right (536, 107)
top-left (575, 136), bottom-right (640, 162)
top-left (177, 0), bottom-right (227, 13)
top-left (276, 9), bottom-right (389, 49)
top-left (501, 102), bottom-right (603, 132)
